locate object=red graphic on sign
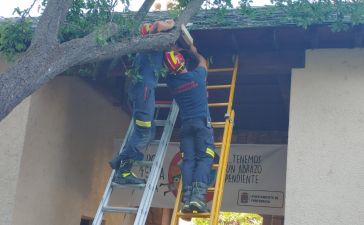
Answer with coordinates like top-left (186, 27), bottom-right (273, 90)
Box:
top-left (160, 151), bottom-right (220, 203)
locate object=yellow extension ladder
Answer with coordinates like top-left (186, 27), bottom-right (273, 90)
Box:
top-left (171, 56), bottom-right (239, 225)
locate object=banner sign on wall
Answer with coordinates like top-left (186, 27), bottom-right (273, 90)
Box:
top-left (110, 140), bottom-right (287, 215)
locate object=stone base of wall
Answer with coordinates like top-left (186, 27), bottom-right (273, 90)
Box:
top-left (262, 215), bottom-right (284, 225)
top-left (145, 207), bottom-right (173, 225)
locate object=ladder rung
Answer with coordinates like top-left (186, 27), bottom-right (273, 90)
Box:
top-left (157, 83), bottom-right (167, 87)
top-left (212, 164), bottom-right (219, 170)
top-left (215, 142), bottom-right (222, 148)
top-left (208, 103), bottom-right (228, 107)
top-left (155, 101), bottom-right (172, 108)
top-left (155, 104), bottom-right (172, 108)
top-left (211, 122), bottom-right (225, 128)
top-left (133, 161), bottom-right (153, 167)
top-left (207, 85), bottom-right (231, 89)
top-left (152, 140), bottom-right (222, 148)
top-left (207, 68), bottom-right (234, 72)
top-left (207, 187), bottom-right (215, 192)
top-left (177, 212), bottom-right (211, 218)
top-left (111, 182), bottom-right (146, 190)
top-left (102, 206), bottom-right (138, 214)
top-left (155, 120), bottom-right (166, 126)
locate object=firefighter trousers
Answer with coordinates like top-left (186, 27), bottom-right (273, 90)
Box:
top-left (180, 117), bottom-right (215, 188)
top-left (120, 84), bottom-right (156, 162)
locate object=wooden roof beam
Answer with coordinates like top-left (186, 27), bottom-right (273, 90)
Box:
top-left (189, 32), bottom-right (204, 56)
top-left (277, 74), bottom-right (291, 115)
top-left (222, 30), bottom-right (239, 53)
top-left (310, 27), bottom-right (318, 49)
top-left (273, 29), bottom-right (278, 50)
top-left (354, 25), bottom-right (363, 48)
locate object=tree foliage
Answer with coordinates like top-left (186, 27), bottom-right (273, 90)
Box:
top-left (241, 0), bottom-right (364, 32)
top-left (0, 19), bottom-right (33, 62)
top-left (192, 212), bottom-right (263, 225)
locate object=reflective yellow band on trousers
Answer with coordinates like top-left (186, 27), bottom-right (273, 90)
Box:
top-left (206, 148), bottom-right (215, 158)
top-left (136, 120), bottom-right (151, 127)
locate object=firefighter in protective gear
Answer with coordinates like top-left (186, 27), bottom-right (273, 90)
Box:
top-left (109, 20), bottom-right (175, 185)
top-left (165, 45), bottom-right (215, 213)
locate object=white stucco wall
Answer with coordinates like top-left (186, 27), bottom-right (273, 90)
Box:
top-left (11, 77), bottom-right (134, 225)
top-left (0, 59), bottom-right (31, 225)
top-left (286, 48), bottom-right (364, 224)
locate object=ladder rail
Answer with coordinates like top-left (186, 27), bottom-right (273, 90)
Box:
top-left (210, 111), bottom-right (235, 225)
top-left (133, 100), bottom-right (179, 225)
top-left (171, 178), bottom-right (183, 224)
top-left (93, 85), bottom-right (178, 225)
top-left (227, 56), bottom-right (239, 114)
top-left (210, 56), bottom-right (239, 225)
top-left (93, 120), bottom-right (135, 225)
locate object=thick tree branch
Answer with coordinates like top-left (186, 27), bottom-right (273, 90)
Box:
top-left (59, 22), bottom-right (177, 66)
top-left (31, 0), bottom-right (74, 46)
top-left (69, 0), bottom-right (206, 65)
top-left (92, 0), bottom-right (155, 80)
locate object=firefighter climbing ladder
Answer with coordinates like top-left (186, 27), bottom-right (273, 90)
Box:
top-left (92, 89), bottom-right (179, 225)
top-left (171, 56), bottom-right (239, 225)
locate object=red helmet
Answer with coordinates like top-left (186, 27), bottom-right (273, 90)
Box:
top-left (163, 51), bottom-right (185, 75)
top-left (140, 23), bottom-right (153, 35)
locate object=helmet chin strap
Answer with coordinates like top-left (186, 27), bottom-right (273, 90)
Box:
top-left (174, 65), bottom-right (186, 75)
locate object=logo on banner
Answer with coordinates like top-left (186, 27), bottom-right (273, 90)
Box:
top-left (237, 190), bottom-right (284, 208)
top-left (240, 192), bottom-right (249, 204)
top-left (160, 151), bottom-right (220, 203)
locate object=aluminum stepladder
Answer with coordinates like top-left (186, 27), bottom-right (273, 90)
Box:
top-left (93, 84), bottom-right (179, 225)
top-left (171, 56), bottom-right (239, 225)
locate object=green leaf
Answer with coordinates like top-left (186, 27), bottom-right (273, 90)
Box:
top-left (125, 69), bottom-right (132, 76)
top-left (15, 43), bottom-right (23, 51)
top-left (12, 7), bottom-right (21, 16)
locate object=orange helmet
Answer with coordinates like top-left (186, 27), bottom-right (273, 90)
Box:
top-left (140, 23), bottom-right (153, 35)
top-left (163, 51), bottom-right (186, 75)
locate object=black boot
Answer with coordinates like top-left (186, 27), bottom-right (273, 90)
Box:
top-left (181, 186), bottom-right (193, 222)
top-left (190, 182), bottom-right (210, 213)
top-left (109, 153), bottom-right (122, 170)
top-left (182, 186), bottom-right (193, 213)
top-left (114, 160), bottom-right (146, 184)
